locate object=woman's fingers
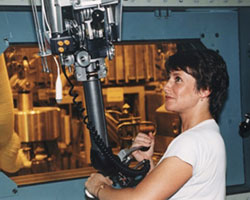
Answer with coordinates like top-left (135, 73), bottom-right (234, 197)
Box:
top-left (85, 173), bottom-right (113, 197)
top-left (134, 133), bottom-right (152, 143)
top-left (105, 177), bottom-right (113, 185)
top-left (133, 133), bottom-right (152, 147)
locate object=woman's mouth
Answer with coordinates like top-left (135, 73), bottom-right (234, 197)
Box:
top-left (165, 95), bottom-right (174, 99)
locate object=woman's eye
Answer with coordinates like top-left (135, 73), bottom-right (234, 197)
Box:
top-left (175, 76), bottom-right (182, 82)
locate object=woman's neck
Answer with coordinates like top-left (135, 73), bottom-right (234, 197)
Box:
top-left (180, 107), bottom-right (212, 132)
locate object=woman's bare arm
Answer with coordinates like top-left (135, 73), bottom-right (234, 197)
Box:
top-left (86, 156), bottom-right (192, 200)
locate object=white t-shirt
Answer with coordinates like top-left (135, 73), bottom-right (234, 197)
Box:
top-left (158, 119), bottom-right (226, 200)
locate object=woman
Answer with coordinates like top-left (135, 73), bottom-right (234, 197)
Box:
top-left (85, 49), bottom-right (229, 200)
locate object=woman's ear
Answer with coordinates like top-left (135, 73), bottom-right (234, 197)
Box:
top-left (199, 88), bottom-right (211, 99)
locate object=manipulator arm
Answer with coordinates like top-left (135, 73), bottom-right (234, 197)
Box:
top-left (43, 0), bottom-right (122, 80)
top-left (32, 0), bottom-right (150, 188)
top-left (31, 0), bottom-right (122, 143)
top-left (40, 0), bottom-right (122, 165)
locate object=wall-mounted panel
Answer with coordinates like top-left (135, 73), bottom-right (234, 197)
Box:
top-left (0, 5), bottom-right (246, 188)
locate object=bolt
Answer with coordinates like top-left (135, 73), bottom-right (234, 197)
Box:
top-left (75, 0), bottom-right (81, 5)
top-left (12, 188), bottom-right (18, 194)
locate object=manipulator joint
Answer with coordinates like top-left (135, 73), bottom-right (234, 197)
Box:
top-left (44, 0), bottom-right (122, 81)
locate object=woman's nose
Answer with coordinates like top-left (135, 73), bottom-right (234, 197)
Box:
top-left (164, 81), bottom-right (171, 93)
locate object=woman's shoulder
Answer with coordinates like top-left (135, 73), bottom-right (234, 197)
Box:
top-left (173, 119), bottom-right (222, 147)
top-left (184, 119), bottom-right (219, 136)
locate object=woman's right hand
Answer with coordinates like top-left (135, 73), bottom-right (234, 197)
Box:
top-left (131, 132), bottom-right (155, 162)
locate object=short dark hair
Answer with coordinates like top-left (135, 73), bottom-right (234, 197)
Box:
top-left (165, 49), bottom-right (229, 121)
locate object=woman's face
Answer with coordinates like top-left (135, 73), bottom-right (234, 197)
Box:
top-left (164, 70), bottom-right (201, 114)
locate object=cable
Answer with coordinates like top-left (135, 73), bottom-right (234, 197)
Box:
top-left (60, 63), bottom-right (150, 187)
top-left (41, 0), bottom-right (52, 38)
top-left (88, 124), bottom-right (150, 181)
top-left (53, 56), bottom-right (63, 103)
top-left (61, 64), bottom-right (87, 122)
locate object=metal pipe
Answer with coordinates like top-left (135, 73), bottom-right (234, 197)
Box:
top-left (17, 93), bottom-right (33, 111)
top-left (44, 0), bottom-right (64, 34)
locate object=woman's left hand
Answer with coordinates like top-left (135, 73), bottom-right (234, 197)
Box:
top-left (85, 173), bottom-right (113, 197)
